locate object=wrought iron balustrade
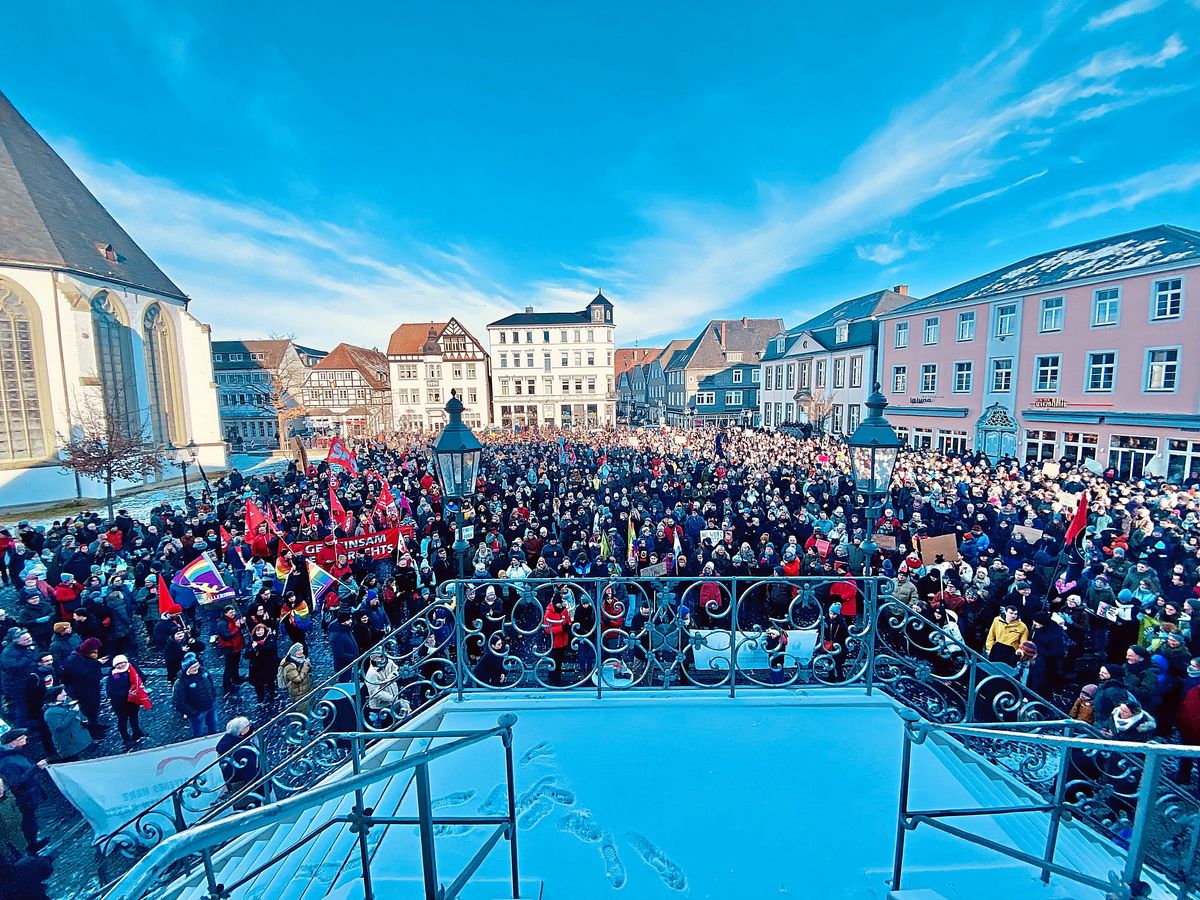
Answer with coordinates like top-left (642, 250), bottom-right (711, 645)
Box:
top-left (98, 573), bottom-right (1200, 897)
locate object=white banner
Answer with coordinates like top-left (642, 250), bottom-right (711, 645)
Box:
top-left (692, 628), bottom-right (816, 670)
top-left (49, 734), bottom-right (222, 842)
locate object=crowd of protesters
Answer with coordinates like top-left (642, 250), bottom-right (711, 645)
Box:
top-left (1, 423), bottom-right (1200, 894)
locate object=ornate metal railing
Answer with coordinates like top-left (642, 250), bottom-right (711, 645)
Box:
top-left (100, 574), bottom-right (1200, 897)
top-left (893, 714), bottom-right (1200, 900)
top-left (104, 715), bottom-right (521, 900)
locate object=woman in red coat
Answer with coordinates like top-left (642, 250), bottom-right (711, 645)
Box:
top-left (542, 598), bottom-right (573, 686)
top-left (1175, 662), bottom-right (1200, 784)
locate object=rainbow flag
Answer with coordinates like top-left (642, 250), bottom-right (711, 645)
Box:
top-left (307, 559), bottom-right (337, 601)
top-left (275, 557), bottom-right (295, 581)
top-left (172, 552), bottom-right (233, 605)
top-left (627, 517), bottom-right (636, 564)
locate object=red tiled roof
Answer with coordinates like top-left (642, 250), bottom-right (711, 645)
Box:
top-left (312, 342), bottom-right (391, 390)
top-left (387, 322), bottom-right (448, 356)
top-left (614, 347), bottom-right (664, 378)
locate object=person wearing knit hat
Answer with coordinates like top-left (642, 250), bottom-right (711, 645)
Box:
top-left (1070, 684), bottom-right (1098, 725)
top-left (61, 637), bottom-right (105, 734)
top-left (173, 653), bottom-right (217, 737)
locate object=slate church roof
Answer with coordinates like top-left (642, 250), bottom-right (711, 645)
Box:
top-left (0, 89), bottom-right (186, 299)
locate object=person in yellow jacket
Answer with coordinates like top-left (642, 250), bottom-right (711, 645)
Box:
top-left (985, 605), bottom-right (1030, 665)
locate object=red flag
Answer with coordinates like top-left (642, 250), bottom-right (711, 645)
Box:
top-left (245, 500), bottom-right (268, 536)
top-left (1065, 492), bottom-right (1089, 545)
top-left (157, 574), bottom-right (175, 615)
top-left (219, 525), bottom-right (232, 553)
top-left (330, 482), bottom-right (349, 533)
top-left (326, 437), bottom-right (358, 473)
top-left (373, 473), bottom-right (398, 517)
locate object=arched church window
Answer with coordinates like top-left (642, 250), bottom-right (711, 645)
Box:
top-left (91, 291), bottom-right (139, 438)
top-left (0, 285), bottom-right (47, 461)
top-left (143, 304), bottom-right (178, 443)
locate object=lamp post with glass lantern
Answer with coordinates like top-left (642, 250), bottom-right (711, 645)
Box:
top-left (846, 384), bottom-right (902, 572)
top-left (166, 439), bottom-right (200, 504)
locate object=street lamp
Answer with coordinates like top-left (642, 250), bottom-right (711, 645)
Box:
top-left (433, 390), bottom-right (483, 582)
top-left (166, 440), bottom-right (200, 504)
top-left (846, 384), bottom-right (902, 569)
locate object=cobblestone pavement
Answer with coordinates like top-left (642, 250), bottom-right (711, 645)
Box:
top-left (0, 582), bottom-right (337, 899)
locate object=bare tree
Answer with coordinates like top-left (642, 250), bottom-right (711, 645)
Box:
top-left (361, 391), bottom-right (394, 437)
top-left (59, 396), bottom-right (161, 521)
top-left (801, 390), bottom-right (835, 433)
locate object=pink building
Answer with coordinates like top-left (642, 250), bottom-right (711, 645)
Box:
top-left (875, 224), bottom-right (1200, 481)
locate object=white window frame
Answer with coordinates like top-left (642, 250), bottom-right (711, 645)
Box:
top-left (835, 322), bottom-right (849, 344)
top-left (956, 311), bottom-right (976, 342)
top-left (1034, 354), bottom-right (1061, 393)
top-left (923, 317), bottom-right (940, 346)
top-left (894, 321), bottom-right (909, 349)
top-left (732, 368), bottom-right (743, 384)
top-left (1085, 350), bottom-right (1117, 392)
top-left (849, 355), bottom-right (863, 388)
top-left (891, 365), bottom-right (907, 394)
top-left (833, 357), bottom-right (846, 389)
top-left (920, 363), bottom-right (937, 393)
top-left (990, 358), bottom-right (1013, 393)
top-left (1152, 278), bottom-right (1183, 321)
top-left (1039, 296), bottom-right (1064, 333)
top-left (995, 304), bottom-right (1016, 338)
top-left (1145, 346), bottom-right (1180, 393)
top-left (1092, 287), bottom-right (1120, 327)
top-left (726, 390), bottom-right (743, 405)
top-left (952, 361), bottom-right (973, 393)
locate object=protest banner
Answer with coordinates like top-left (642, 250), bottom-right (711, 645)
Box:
top-left (919, 533), bottom-right (960, 566)
top-left (1041, 460), bottom-right (1061, 478)
top-left (49, 734), bottom-right (222, 843)
top-left (700, 529), bottom-right (724, 545)
top-left (640, 561), bottom-right (669, 578)
top-left (873, 534), bottom-right (897, 551)
top-left (1013, 525), bottom-right (1044, 544)
top-left (692, 629), bottom-right (816, 670)
top-left (290, 527), bottom-right (402, 562)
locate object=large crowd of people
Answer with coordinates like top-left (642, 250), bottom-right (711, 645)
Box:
top-left (1, 423), bottom-right (1199, 895)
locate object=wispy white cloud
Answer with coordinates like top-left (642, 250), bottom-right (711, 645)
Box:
top-left (1050, 162), bottom-right (1200, 226)
top-left (942, 170), bottom-right (1049, 213)
top-left (855, 233), bottom-right (929, 265)
top-left (1077, 83), bottom-right (1190, 120)
top-left (58, 144), bottom-right (523, 350)
top-left (570, 30), bottom-right (1191, 339)
top-left (1086, 0), bottom-right (1165, 30)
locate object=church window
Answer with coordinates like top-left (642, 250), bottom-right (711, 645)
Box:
top-left (0, 286), bottom-right (47, 460)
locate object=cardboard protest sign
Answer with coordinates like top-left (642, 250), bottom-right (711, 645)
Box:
top-left (700, 529), bottom-right (724, 545)
top-left (1012, 525), bottom-right (1044, 544)
top-left (1041, 460), bottom-right (1061, 478)
top-left (640, 561), bottom-right (668, 578)
top-left (919, 533), bottom-right (960, 566)
top-left (873, 534), bottom-right (897, 550)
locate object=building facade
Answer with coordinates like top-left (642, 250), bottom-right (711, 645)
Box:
top-left (303, 343), bottom-right (392, 437)
top-left (693, 363), bottom-right (761, 426)
top-left (211, 340), bottom-right (326, 450)
top-left (664, 318), bottom-right (783, 427)
top-left (0, 89), bottom-right (224, 506)
top-left (487, 292), bottom-right (616, 428)
top-left (615, 347), bottom-right (663, 425)
top-left (876, 225), bottom-right (1200, 480)
top-left (386, 319), bottom-right (490, 430)
top-left (758, 288), bottom-right (910, 433)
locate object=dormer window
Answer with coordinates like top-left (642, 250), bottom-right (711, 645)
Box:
top-left (96, 242), bottom-right (123, 263)
top-left (835, 322), bottom-right (849, 344)
top-left (775, 337), bottom-right (785, 353)
top-left (592, 307), bottom-right (602, 322)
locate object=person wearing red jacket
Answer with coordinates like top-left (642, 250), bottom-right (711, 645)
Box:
top-left (542, 597), bottom-right (573, 686)
top-left (53, 574), bottom-right (84, 620)
top-left (829, 566), bottom-right (859, 617)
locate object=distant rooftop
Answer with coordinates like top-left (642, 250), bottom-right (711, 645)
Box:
top-left (889, 224), bottom-right (1200, 315)
top-left (489, 291), bottom-right (613, 328)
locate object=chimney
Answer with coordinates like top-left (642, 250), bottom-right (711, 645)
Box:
top-left (524, 306), bottom-right (534, 314)
top-left (720, 322), bottom-right (726, 346)
top-left (893, 284), bottom-right (909, 296)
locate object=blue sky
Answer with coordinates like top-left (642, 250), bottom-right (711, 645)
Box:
top-left (3, 0), bottom-right (1199, 349)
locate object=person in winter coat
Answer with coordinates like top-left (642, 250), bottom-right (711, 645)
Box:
top-left (542, 597), bottom-right (573, 686)
top-left (473, 633), bottom-right (509, 687)
top-left (279, 643), bottom-right (313, 703)
top-left (0, 773), bottom-right (53, 897)
top-left (215, 716), bottom-right (261, 809)
top-left (105, 655), bottom-right (149, 746)
top-left (279, 593), bottom-right (312, 651)
top-left (14, 595), bottom-right (54, 650)
top-left (0, 730), bottom-right (47, 853)
top-left (328, 610), bottom-right (360, 675)
top-left (1174, 658), bottom-right (1200, 784)
top-left (244, 624), bottom-right (279, 703)
top-left (363, 650), bottom-right (405, 725)
top-left (1124, 645), bottom-right (1159, 708)
top-left (173, 654), bottom-right (217, 738)
top-left (1092, 663), bottom-right (1134, 727)
top-left (1108, 699), bottom-right (1156, 741)
top-left (1028, 612), bottom-right (1066, 697)
top-left (164, 627), bottom-right (204, 685)
top-left (985, 606), bottom-right (1029, 665)
top-left (48, 623), bottom-right (80, 676)
top-left (1069, 683), bottom-right (1097, 725)
top-left (41, 687), bottom-right (91, 760)
top-left (1, 632), bottom-right (39, 729)
top-left (59, 638), bottom-right (104, 735)
top-left (213, 606), bottom-right (246, 695)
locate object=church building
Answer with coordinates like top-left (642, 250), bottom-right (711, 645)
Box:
top-left (0, 89), bottom-right (223, 507)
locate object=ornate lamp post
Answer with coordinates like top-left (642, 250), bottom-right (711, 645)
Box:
top-left (433, 391), bottom-right (483, 582)
top-left (846, 384), bottom-right (902, 570)
top-left (167, 440), bottom-right (200, 503)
